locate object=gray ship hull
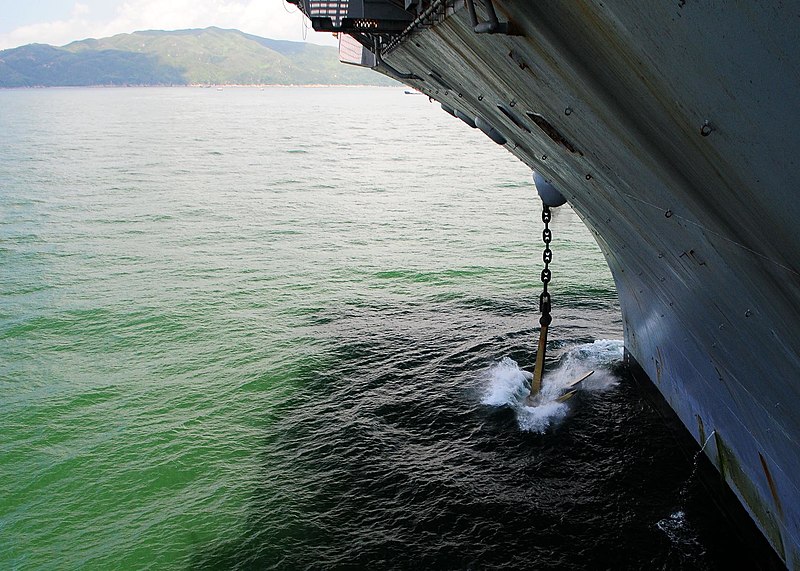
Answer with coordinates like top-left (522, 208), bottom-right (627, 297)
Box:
top-left (296, 0), bottom-right (800, 565)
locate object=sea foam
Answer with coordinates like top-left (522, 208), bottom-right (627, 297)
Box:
top-left (481, 339), bottom-right (623, 433)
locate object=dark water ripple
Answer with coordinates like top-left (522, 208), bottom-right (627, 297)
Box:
top-left (0, 87), bottom-right (770, 570)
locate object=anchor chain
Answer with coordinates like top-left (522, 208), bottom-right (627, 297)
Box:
top-left (530, 202), bottom-right (592, 402)
top-left (539, 205), bottom-right (553, 327)
top-left (529, 204), bottom-right (554, 398)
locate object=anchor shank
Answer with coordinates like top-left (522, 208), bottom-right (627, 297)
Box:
top-left (531, 322), bottom-right (548, 396)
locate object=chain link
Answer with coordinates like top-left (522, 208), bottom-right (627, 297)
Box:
top-left (538, 205), bottom-right (553, 326)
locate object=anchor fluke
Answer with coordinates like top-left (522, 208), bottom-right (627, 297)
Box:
top-left (566, 370), bottom-right (594, 389)
top-left (556, 390), bottom-right (577, 404)
top-left (553, 371), bottom-right (594, 403)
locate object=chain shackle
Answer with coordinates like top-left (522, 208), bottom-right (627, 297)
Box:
top-left (539, 290), bottom-right (551, 314)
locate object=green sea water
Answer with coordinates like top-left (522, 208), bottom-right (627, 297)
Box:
top-left (0, 87), bottom-right (763, 569)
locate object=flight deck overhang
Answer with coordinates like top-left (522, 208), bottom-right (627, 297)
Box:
top-left (285, 0), bottom-right (415, 34)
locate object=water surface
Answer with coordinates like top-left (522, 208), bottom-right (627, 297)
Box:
top-left (0, 87), bottom-right (764, 569)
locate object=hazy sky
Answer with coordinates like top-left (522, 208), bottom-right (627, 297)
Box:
top-left (0, 0), bottom-right (337, 49)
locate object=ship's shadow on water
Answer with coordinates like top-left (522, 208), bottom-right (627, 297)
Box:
top-left (191, 306), bottom-right (774, 570)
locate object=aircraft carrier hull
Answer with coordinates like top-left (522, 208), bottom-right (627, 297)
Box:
top-left (374, 1), bottom-right (800, 566)
top-left (287, 0), bottom-right (800, 564)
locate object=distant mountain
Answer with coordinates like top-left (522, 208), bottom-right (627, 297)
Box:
top-left (0, 27), bottom-right (395, 87)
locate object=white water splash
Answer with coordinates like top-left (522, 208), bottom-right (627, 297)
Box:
top-left (481, 356), bottom-right (532, 406)
top-left (544, 339), bottom-right (623, 393)
top-left (481, 340), bottom-right (624, 433)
